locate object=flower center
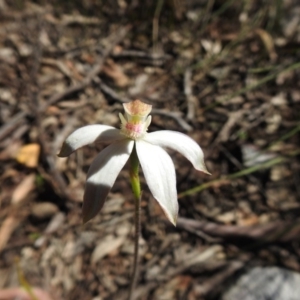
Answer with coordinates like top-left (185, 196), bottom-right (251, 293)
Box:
top-left (119, 100), bottom-right (152, 140)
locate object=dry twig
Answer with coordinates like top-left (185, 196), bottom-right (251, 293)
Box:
top-left (152, 109), bottom-right (193, 131)
top-left (184, 68), bottom-right (197, 121)
top-left (177, 217), bottom-right (300, 243)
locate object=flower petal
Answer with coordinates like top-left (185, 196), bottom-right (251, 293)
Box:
top-left (136, 140), bottom-right (178, 225)
top-left (144, 130), bottom-right (210, 174)
top-left (83, 140), bottom-right (134, 223)
top-left (58, 125), bottom-right (124, 157)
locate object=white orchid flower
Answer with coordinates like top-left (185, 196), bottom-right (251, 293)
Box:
top-left (58, 100), bottom-right (210, 225)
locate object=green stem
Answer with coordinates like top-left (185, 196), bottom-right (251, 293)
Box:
top-left (128, 145), bottom-right (141, 300)
top-left (179, 149), bottom-right (300, 198)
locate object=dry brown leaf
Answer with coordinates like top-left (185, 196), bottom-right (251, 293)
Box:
top-left (11, 174), bottom-right (35, 205)
top-left (15, 143), bottom-right (40, 168)
top-left (91, 235), bottom-right (126, 265)
top-left (0, 216), bottom-right (18, 253)
top-left (255, 28), bottom-right (277, 62)
top-left (31, 202), bottom-right (59, 219)
top-left (238, 215), bottom-right (259, 226)
top-left (102, 58), bottom-right (130, 87)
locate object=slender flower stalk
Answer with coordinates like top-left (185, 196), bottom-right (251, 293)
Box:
top-left (58, 99), bottom-right (210, 297)
top-left (128, 145), bottom-right (141, 300)
top-left (129, 145), bottom-right (141, 200)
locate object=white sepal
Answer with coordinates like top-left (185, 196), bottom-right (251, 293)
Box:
top-left (83, 140), bottom-right (134, 223)
top-left (144, 130), bottom-right (210, 174)
top-left (136, 140), bottom-right (178, 226)
top-left (58, 125), bottom-right (124, 157)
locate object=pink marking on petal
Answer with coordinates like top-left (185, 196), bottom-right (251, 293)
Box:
top-left (126, 123), bottom-right (143, 134)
